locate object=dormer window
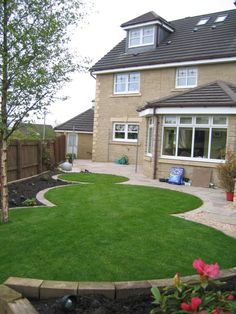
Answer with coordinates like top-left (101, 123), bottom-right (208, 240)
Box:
top-left (129, 26), bottom-right (154, 48)
top-left (214, 14), bottom-right (227, 23)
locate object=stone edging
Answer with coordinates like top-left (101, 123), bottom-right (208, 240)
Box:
top-left (3, 268), bottom-right (236, 301)
top-left (1, 268), bottom-right (235, 313)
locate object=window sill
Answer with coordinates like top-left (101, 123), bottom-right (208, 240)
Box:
top-left (158, 156), bottom-right (224, 167)
top-left (110, 93), bottom-right (142, 98)
top-left (144, 155), bottom-right (152, 161)
top-left (109, 141), bottom-right (140, 146)
top-left (171, 87), bottom-right (196, 92)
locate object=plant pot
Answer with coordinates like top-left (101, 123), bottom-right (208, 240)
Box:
top-left (226, 191), bottom-right (234, 201)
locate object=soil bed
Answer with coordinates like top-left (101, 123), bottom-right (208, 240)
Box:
top-left (31, 294), bottom-right (154, 314)
top-left (7, 170), bottom-right (69, 207)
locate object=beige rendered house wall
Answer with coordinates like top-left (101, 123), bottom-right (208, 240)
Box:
top-left (77, 133), bottom-right (93, 159)
top-left (93, 62), bottom-right (236, 182)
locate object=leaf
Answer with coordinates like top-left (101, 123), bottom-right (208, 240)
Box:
top-left (151, 287), bottom-right (161, 303)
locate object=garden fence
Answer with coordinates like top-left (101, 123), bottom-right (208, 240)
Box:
top-left (7, 135), bottom-right (66, 182)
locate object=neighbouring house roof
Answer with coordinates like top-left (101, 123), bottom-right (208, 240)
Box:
top-left (91, 9), bottom-right (236, 73)
top-left (138, 81), bottom-right (236, 111)
top-left (54, 108), bottom-right (94, 133)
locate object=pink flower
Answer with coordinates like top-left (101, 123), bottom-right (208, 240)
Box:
top-left (212, 308), bottom-right (221, 314)
top-left (180, 297), bottom-right (201, 313)
top-left (227, 294), bottom-right (234, 300)
top-left (193, 258), bottom-right (219, 278)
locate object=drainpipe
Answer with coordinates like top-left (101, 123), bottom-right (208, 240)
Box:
top-left (153, 109), bottom-right (159, 180)
top-left (90, 71), bottom-right (96, 80)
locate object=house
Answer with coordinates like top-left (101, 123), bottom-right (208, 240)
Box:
top-left (90, 8), bottom-right (236, 186)
top-left (54, 108), bottom-right (94, 159)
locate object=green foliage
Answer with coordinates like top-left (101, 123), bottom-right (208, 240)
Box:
top-left (151, 273), bottom-right (236, 313)
top-left (10, 124), bottom-right (56, 140)
top-left (0, 0), bottom-right (90, 140)
top-left (22, 198), bottom-right (37, 206)
top-left (66, 153), bottom-right (76, 163)
top-left (42, 146), bottom-right (53, 169)
top-left (217, 150), bottom-right (236, 192)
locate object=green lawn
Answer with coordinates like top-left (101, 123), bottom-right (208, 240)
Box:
top-left (0, 173), bottom-right (236, 283)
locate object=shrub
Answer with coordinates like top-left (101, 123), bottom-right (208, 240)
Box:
top-left (150, 258), bottom-right (236, 314)
top-left (22, 198), bottom-right (37, 206)
top-left (217, 150), bottom-right (236, 192)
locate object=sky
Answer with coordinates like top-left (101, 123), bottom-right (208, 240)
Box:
top-left (38, 0), bottom-right (236, 126)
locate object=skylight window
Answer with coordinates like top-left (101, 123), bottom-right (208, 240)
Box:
top-left (214, 15), bottom-right (227, 23)
top-left (197, 17), bottom-right (210, 25)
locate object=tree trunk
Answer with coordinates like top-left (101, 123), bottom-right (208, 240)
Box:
top-left (0, 0), bottom-right (9, 223)
top-left (0, 137), bottom-right (9, 223)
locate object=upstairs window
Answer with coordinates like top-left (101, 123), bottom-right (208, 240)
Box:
top-left (128, 26), bottom-right (154, 48)
top-left (114, 72), bottom-right (140, 94)
top-left (176, 67), bottom-right (198, 88)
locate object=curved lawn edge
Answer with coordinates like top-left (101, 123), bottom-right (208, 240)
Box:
top-left (3, 267), bottom-right (236, 301)
top-left (58, 172), bottom-right (129, 184)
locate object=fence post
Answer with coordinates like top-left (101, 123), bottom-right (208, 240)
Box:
top-left (17, 140), bottom-right (22, 180)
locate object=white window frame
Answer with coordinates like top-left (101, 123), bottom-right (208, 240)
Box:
top-left (146, 117), bottom-right (154, 156)
top-left (114, 72), bottom-right (140, 94)
top-left (161, 115), bottom-right (228, 162)
top-left (113, 123), bottom-right (139, 142)
top-left (175, 67), bottom-right (198, 88)
top-left (128, 26), bottom-right (155, 48)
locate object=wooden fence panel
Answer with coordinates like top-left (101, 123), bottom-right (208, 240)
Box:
top-left (7, 135), bottom-right (66, 182)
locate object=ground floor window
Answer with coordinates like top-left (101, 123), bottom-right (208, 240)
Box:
top-left (113, 123), bottom-right (139, 142)
top-left (162, 116), bottom-right (227, 160)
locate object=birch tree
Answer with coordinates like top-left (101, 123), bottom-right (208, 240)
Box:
top-left (0, 0), bottom-right (89, 223)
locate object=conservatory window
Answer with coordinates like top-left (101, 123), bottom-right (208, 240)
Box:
top-left (162, 116), bottom-right (227, 160)
top-left (146, 117), bottom-right (154, 156)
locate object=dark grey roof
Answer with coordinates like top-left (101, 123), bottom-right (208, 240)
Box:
top-left (120, 11), bottom-right (173, 30)
top-left (91, 9), bottom-right (236, 72)
top-left (139, 81), bottom-right (236, 111)
top-left (54, 108), bottom-right (94, 132)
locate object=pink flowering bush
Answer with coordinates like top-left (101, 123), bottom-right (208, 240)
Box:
top-left (150, 258), bottom-right (236, 314)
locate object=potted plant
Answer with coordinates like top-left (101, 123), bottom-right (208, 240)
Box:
top-left (217, 150), bottom-right (236, 201)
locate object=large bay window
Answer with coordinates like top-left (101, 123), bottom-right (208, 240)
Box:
top-left (162, 116), bottom-right (227, 160)
top-left (114, 72), bottom-right (140, 94)
top-left (113, 123), bottom-right (139, 142)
